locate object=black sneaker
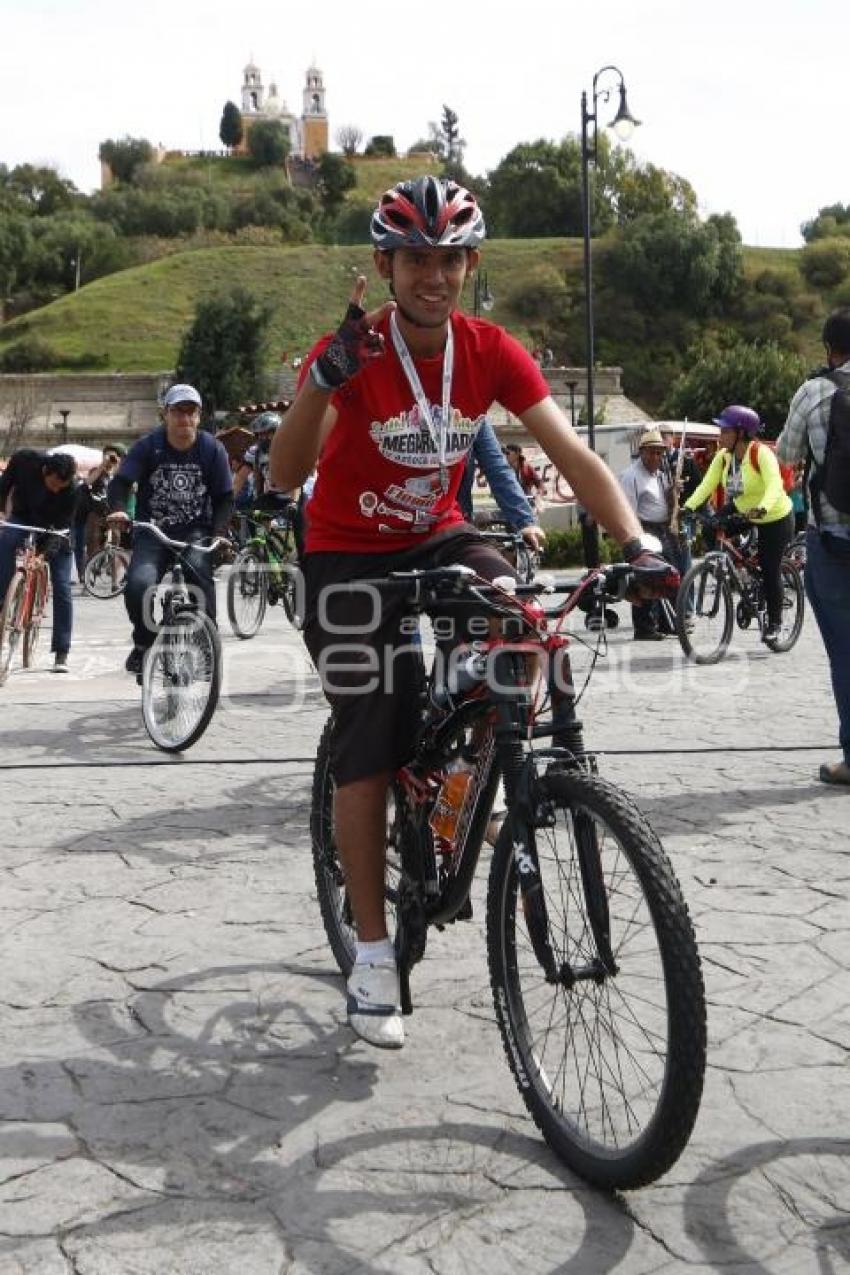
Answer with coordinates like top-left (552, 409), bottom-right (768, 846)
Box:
top-left (52, 652), bottom-right (69, 673)
top-left (124, 647), bottom-right (144, 675)
top-left (634, 630), bottom-right (666, 642)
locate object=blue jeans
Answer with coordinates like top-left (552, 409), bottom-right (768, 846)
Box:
top-left (805, 528), bottom-right (850, 764)
top-left (0, 529), bottom-right (74, 654)
top-left (124, 529), bottom-right (216, 651)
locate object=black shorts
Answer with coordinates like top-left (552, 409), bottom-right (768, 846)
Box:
top-left (302, 526), bottom-right (517, 786)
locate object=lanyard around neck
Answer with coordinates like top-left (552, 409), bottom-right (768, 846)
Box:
top-left (390, 311), bottom-right (454, 480)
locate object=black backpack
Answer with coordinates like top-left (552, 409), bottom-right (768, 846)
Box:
top-left (809, 368), bottom-right (850, 524)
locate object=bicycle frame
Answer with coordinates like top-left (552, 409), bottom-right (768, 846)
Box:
top-left (382, 563), bottom-right (635, 1010)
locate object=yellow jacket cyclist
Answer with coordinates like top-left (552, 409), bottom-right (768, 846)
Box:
top-left (684, 404), bottom-right (793, 643)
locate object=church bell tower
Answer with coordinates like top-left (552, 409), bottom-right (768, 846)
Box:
top-left (301, 64), bottom-right (328, 159)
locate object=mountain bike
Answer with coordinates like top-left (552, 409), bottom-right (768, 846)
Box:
top-left (134, 522), bottom-right (225, 752)
top-left (227, 501), bottom-right (300, 639)
top-left (675, 513), bottom-right (804, 664)
top-left (310, 561), bottom-right (706, 1190)
top-left (0, 522), bottom-right (70, 685)
top-left (83, 525), bottom-right (130, 599)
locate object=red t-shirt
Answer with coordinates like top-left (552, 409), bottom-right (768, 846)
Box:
top-left (303, 311), bottom-right (550, 553)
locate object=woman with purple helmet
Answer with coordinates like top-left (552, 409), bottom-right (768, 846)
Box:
top-left (683, 404), bottom-right (794, 644)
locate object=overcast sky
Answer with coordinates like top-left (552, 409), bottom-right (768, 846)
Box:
top-left (0, 0), bottom-right (840, 246)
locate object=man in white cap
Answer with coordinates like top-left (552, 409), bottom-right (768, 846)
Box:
top-left (108, 383), bottom-right (233, 675)
top-left (619, 429), bottom-right (675, 640)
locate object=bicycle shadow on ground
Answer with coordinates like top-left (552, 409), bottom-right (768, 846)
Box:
top-left (0, 962), bottom-right (640, 1274)
top-left (632, 781), bottom-right (840, 833)
top-left (683, 1136), bottom-right (850, 1273)
top-left (55, 770), bottom-right (312, 868)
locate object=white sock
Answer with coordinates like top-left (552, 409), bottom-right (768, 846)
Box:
top-left (355, 938), bottom-right (395, 966)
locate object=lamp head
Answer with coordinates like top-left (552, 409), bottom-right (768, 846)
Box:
top-left (609, 81), bottom-right (640, 141)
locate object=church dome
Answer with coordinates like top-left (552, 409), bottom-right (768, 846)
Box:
top-left (243, 59), bottom-right (260, 75)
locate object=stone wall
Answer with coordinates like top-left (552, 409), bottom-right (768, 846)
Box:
top-left (0, 372), bottom-right (171, 453)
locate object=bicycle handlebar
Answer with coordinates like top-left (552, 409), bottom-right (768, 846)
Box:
top-left (130, 521), bottom-right (226, 554)
top-left (0, 521), bottom-right (71, 539)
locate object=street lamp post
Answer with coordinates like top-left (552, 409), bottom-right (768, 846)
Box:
top-left (580, 66), bottom-right (639, 454)
top-left (472, 270), bottom-right (494, 318)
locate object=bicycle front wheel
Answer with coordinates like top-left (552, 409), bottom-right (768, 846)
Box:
top-left (0, 572), bottom-right (26, 685)
top-left (487, 769), bottom-right (706, 1191)
top-left (22, 566), bottom-right (49, 667)
top-left (227, 549), bottom-right (267, 639)
top-left (141, 611), bottom-right (221, 752)
top-left (310, 717), bottom-right (402, 977)
top-left (766, 562), bottom-right (805, 653)
top-left (675, 558), bottom-right (733, 664)
top-left (84, 546), bottom-right (130, 598)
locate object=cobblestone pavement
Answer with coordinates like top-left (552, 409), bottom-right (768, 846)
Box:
top-left (0, 578), bottom-right (847, 1274)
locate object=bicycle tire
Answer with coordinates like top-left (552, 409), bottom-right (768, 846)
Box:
top-left (675, 558), bottom-right (733, 664)
top-left (0, 572), bottom-right (25, 685)
top-left (310, 717), bottom-right (402, 977)
top-left (83, 546), bottom-right (130, 599)
top-left (227, 549), bottom-right (267, 640)
top-left (486, 769), bottom-right (706, 1191)
top-left (22, 565), bottom-right (49, 667)
top-left (765, 561), bottom-right (805, 654)
top-left (141, 610), bottom-right (221, 752)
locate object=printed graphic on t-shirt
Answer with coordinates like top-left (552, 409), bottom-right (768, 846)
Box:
top-left (369, 406), bottom-right (481, 468)
top-left (360, 407), bottom-right (482, 533)
top-left (149, 462), bottom-right (208, 529)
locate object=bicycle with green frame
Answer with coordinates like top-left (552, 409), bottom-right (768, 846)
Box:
top-left (226, 500), bottom-right (301, 639)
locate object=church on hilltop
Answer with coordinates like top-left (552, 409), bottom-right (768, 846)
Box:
top-left (237, 59), bottom-right (328, 161)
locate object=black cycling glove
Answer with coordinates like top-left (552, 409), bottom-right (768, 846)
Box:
top-left (626, 552), bottom-right (680, 601)
top-left (312, 302), bottom-right (385, 390)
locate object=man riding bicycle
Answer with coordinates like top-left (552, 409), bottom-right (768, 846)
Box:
top-left (269, 176), bottom-right (672, 1050)
top-left (0, 449), bottom-right (78, 672)
top-left (107, 383), bottom-right (234, 676)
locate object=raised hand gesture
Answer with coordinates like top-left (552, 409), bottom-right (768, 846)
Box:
top-left (312, 276), bottom-right (396, 390)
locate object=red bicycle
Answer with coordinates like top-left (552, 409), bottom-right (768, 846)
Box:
top-left (0, 522), bottom-right (70, 685)
top-left (311, 559), bottom-right (706, 1190)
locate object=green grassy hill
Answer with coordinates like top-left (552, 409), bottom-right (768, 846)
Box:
top-left (0, 238), bottom-right (583, 372)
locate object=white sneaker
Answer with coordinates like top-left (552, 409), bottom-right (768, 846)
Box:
top-left (346, 961), bottom-right (404, 1050)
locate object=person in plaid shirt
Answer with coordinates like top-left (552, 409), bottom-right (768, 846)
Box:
top-left (777, 307), bottom-right (850, 785)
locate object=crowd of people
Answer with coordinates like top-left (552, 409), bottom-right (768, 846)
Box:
top-left (1, 176), bottom-right (848, 1049)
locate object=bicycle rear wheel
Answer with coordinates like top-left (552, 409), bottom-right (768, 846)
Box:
top-left (141, 611), bottom-right (221, 752)
top-left (675, 558), bottom-right (733, 664)
top-left (227, 549), bottom-right (267, 639)
top-left (22, 566), bottom-right (49, 667)
top-left (766, 562), bottom-right (805, 653)
top-left (310, 717), bottom-right (402, 977)
top-left (0, 572), bottom-right (26, 685)
top-left (84, 546), bottom-right (130, 598)
top-left (487, 769), bottom-right (706, 1190)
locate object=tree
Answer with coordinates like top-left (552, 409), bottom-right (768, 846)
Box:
top-left (364, 135), bottom-right (396, 158)
top-left (438, 105), bottom-right (464, 166)
top-left (0, 384), bottom-right (36, 456)
top-left (604, 210), bottom-right (742, 316)
top-left (315, 153), bottom-right (357, 219)
top-left (0, 164), bottom-right (79, 216)
top-left (335, 125), bottom-right (363, 157)
top-left (485, 138), bottom-right (590, 238)
top-left (219, 101), bottom-right (243, 151)
top-left (175, 288), bottom-right (273, 418)
top-left (0, 213), bottom-right (32, 302)
top-left (662, 336), bottom-right (805, 435)
top-left (98, 136), bottom-right (154, 185)
top-left (800, 238), bottom-right (850, 288)
top-left (801, 203), bottom-right (850, 243)
top-left (246, 120), bottom-right (291, 167)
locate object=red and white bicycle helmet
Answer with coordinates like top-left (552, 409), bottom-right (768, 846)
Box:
top-left (370, 176), bottom-right (486, 251)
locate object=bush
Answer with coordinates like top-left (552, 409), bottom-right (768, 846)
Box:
top-left (364, 135), bottom-right (396, 158)
top-left (539, 527), bottom-right (619, 568)
top-left (247, 120), bottom-right (291, 167)
top-left (800, 238), bottom-right (850, 289)
top-left (0, 336), bottom-right (58, 371)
